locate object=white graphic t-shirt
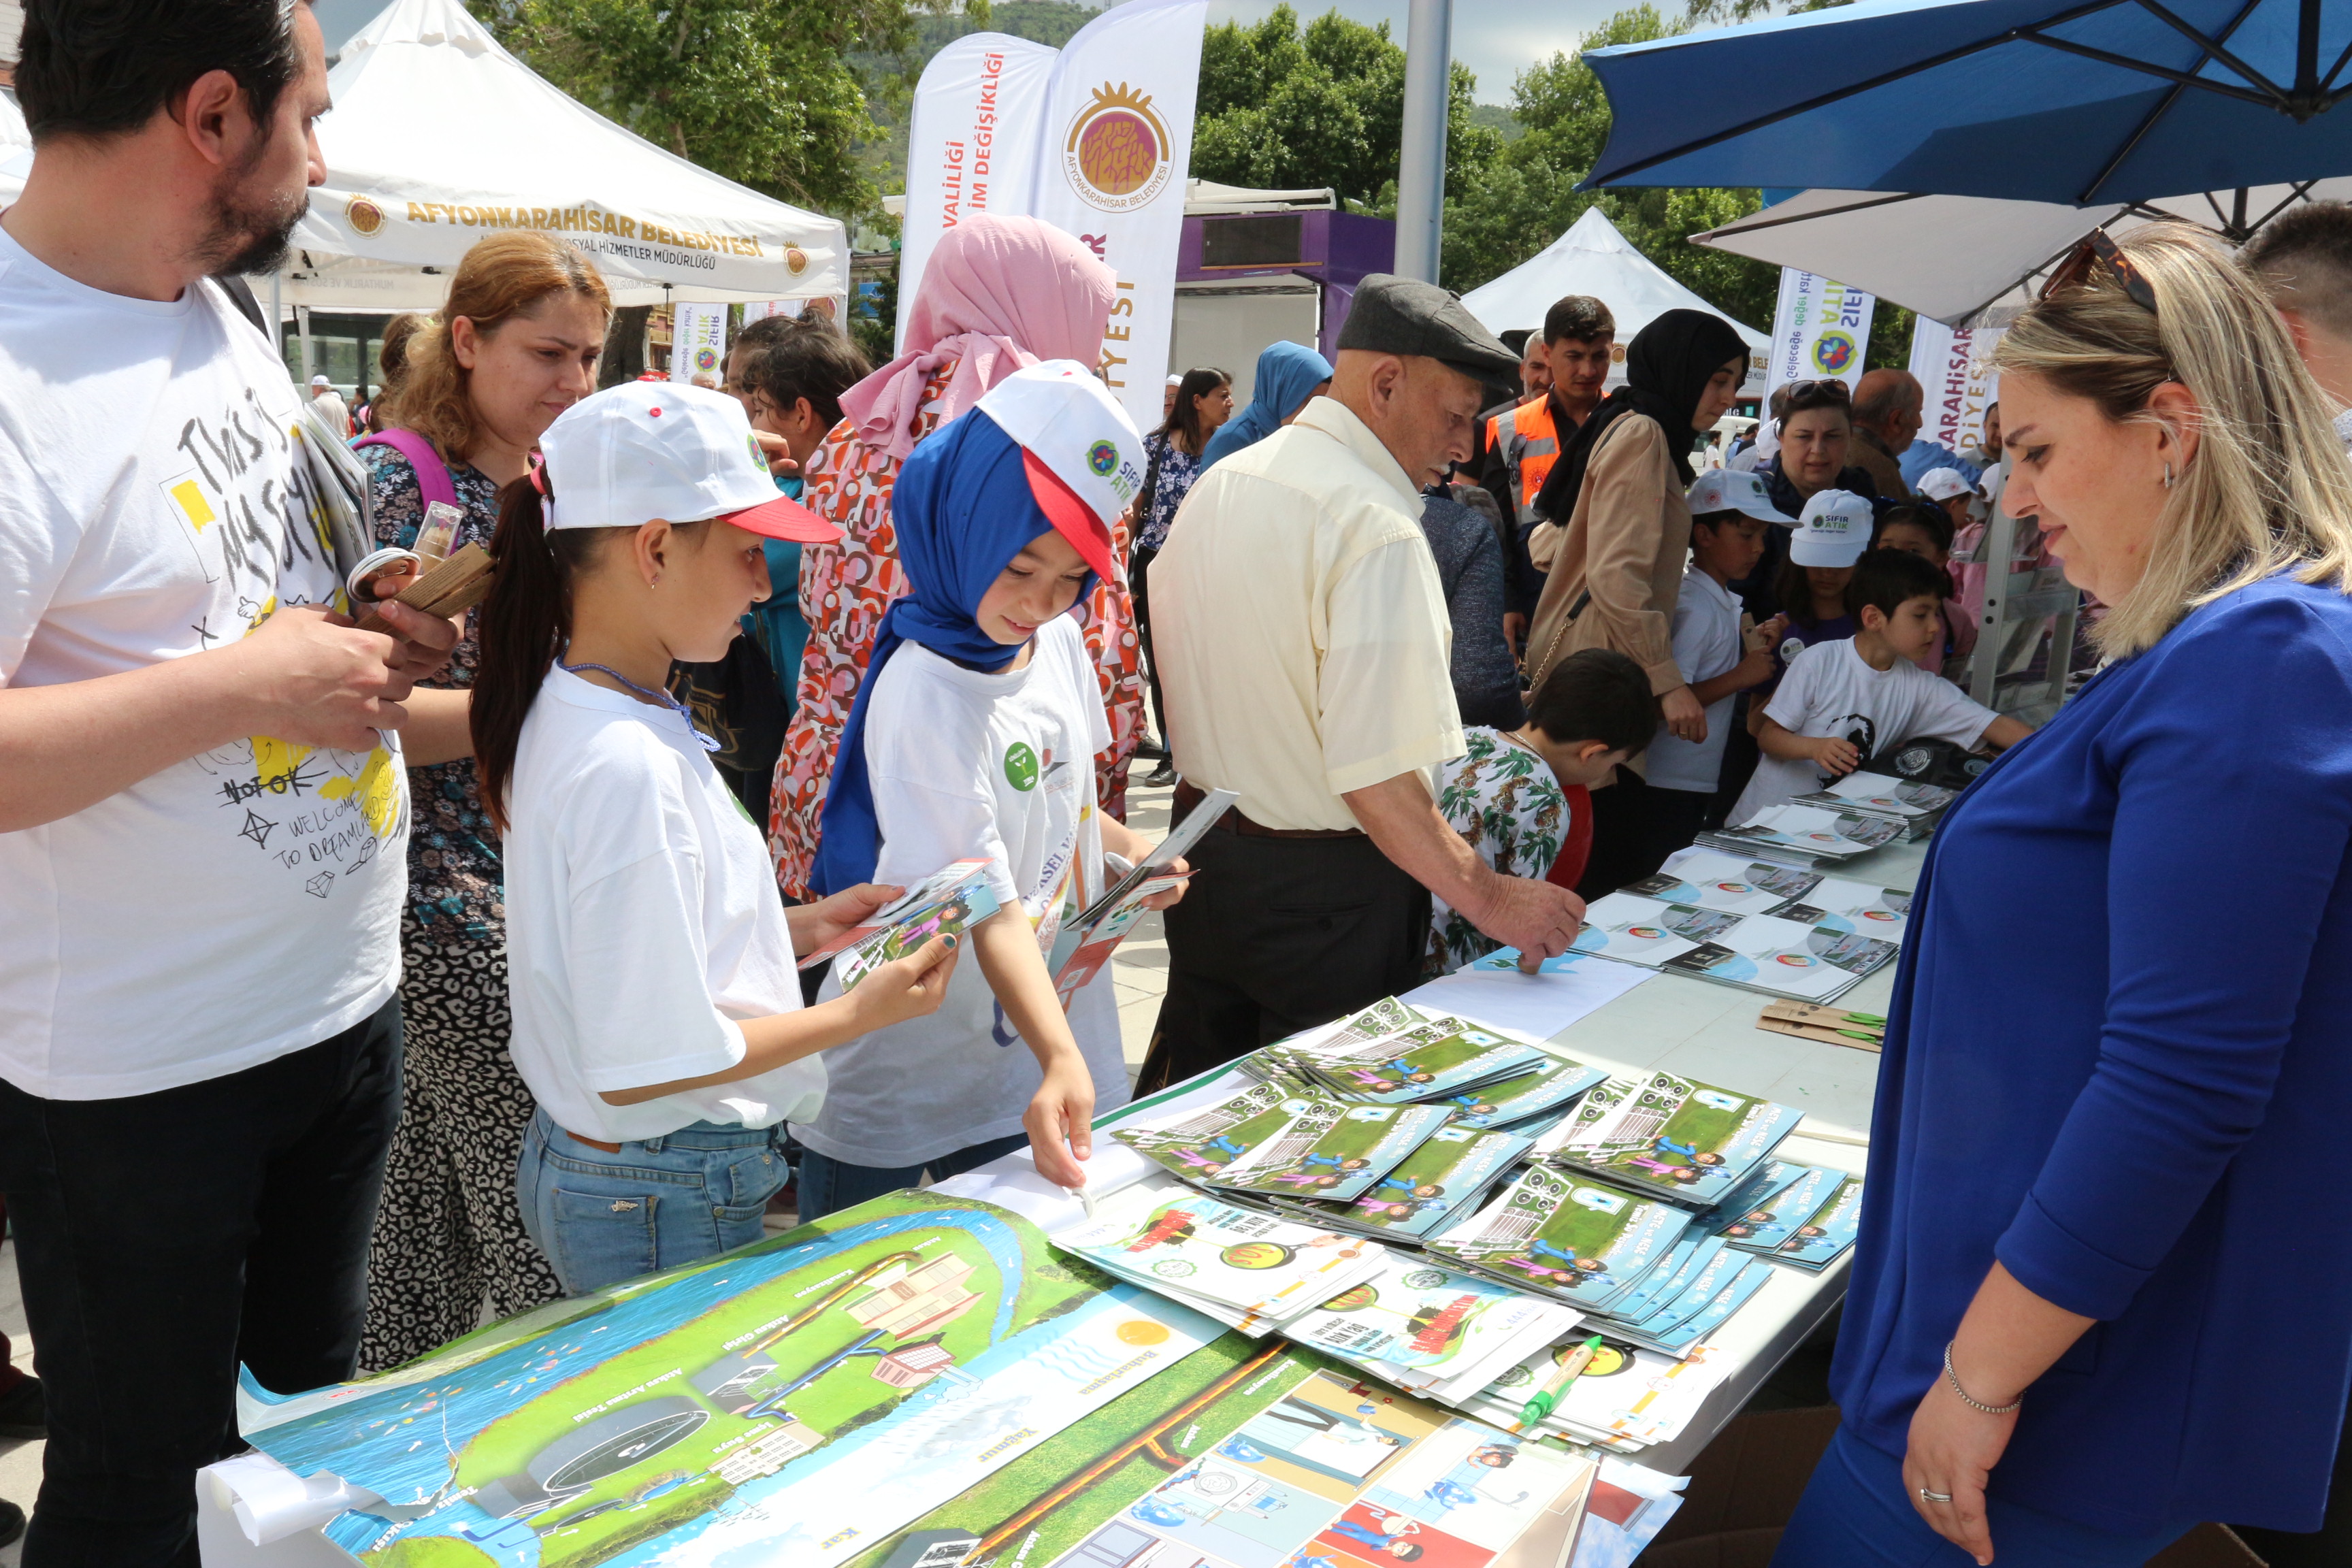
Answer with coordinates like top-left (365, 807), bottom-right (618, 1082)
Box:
top-left (0, 227), bottom-right (407, 1099)
top-left (1732, 636), bottom-right (1996, 823)
top-left (795, 614), bottom-right (1128, 1168)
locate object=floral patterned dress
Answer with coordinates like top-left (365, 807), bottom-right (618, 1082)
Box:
top-left (1428, 728), bottom-right (1570, 975)
top-left (768, 359), bottom-right (1145, 897)
top-left (357, 442), bottom-right (560, 1371)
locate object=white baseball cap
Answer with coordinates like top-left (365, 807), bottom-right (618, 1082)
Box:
top-left (1686, 468), bottom-right (1793, 524)
top-left (973, 360), bottom-right (1143, 585)
top-left (536, 381), bottom-right (839, 543)
top-left (1916, 467), bottom-right (1976, 503)
top-left (1790, 489), bottom-right (1874, 567)
top-left (310, 374), bottom-right (331, 388)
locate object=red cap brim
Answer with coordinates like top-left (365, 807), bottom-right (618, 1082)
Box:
top-left (1021, 450), bottom-right (1122, 587)
top-left (721, 491), bottom-right (843, 544)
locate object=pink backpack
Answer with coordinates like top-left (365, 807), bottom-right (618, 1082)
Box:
top-left (352, 428), bottom-right (459, 512)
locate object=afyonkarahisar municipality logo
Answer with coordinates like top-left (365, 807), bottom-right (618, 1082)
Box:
top-left (1062, 83), bottom-right (1175, 213)
top-left (1810, 330), bottom-right (1857, 376)
top-left (345, 194), bottom-right (386, 237)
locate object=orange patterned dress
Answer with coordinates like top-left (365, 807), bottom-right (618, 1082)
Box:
top-left (767, 359), bottom-right (1144, 898)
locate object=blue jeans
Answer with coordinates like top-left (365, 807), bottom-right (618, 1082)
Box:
top-left (517, 1108), bottom-right (790, 1296)
top-left (794, 1130), bottom-right (1030, 1222)
top-left (1773, 1426), bottom-right (2190, 1567)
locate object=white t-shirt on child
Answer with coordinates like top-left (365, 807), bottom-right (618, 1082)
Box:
top-left (1732, 636), bottom-right (1997, 822)
top-left (1646, 567), bottom-right (1744, 794)
top-left (0, 227), bottom-right (406, 1100)
top-left (793, 614), bottom-right (1129, 1169)
top-left (505, 668), bottom-right (819, 1144)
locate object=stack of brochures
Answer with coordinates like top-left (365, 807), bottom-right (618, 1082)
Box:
top-left (1276, 1250), bottom-right (1586, 1405)
top-left (1268, 1124), bottom-right (1536, 1241)
top-left (1789, 771), bottom-right (1958, 838)
top-left (1268, 1013), bottom-right (1556, 1105)
top-left (1053, 1181), bottom-right (1390, 1335)
top-left (1713, 1160), bottom-right (1867, 1273)
top-left (1539, 1071), bottom-right (1803, 1207)
top-left (1698, 803), bottom-right (1906, 868)
top-left (1630, 846), bottom-right (1913, 943)
top-left (1564, 892), bottom-right (1900, 1002)
top-left (1113, 1073), bottom-right (1457, 1203)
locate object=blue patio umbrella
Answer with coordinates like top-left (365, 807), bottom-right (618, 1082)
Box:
top-left (1581, 0), bottom-right (2352, 206)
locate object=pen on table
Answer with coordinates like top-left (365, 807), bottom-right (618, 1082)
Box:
top-left (1515, 1335), bottom-right (1604, 1433)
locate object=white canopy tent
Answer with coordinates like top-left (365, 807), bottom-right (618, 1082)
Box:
top-left (1463, 207), bottom-right (1768, 395)
top-left (269, 0), bottom-right (846, 311)
top-left (1690, 182), bottom-right (2352, 327)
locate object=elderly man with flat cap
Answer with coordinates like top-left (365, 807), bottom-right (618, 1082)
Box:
top-left (1139, 276), bottom-right (1587, 1089)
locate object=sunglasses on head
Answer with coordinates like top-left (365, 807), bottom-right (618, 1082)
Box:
top-left (1781, 378), bottom-right (1852, 402)
top-left (2044, 227), bottom-right (2160, 316)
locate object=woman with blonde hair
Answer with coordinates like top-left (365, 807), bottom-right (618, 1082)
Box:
top-left (1776, 223), bottom-right (2352, 1565)
top-left (356, 229), bottom-right (610, 1369)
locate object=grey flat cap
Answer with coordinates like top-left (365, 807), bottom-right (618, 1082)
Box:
top-left (1337, 274), bottom-right (1520, 381)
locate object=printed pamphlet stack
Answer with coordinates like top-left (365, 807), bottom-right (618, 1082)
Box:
top-left (1112, 1073), bottom-right (1457, 1202)
top-left (1541, 1071), bottom-right (1803, 1209)
top-left (1566, 892), bottom-right (1899, 1002)
top-left (1276, 1250), bottom-right (1586, 1404)
top-left (1699, 802), bottom-right (1906, 868)
top-left (1633, 845), bottom-right (1913, 943)
top-left (1714, 1160), bottom-right (1867, 1272)
top-left (1269, 1013), bottom-right (1555, 1105)
top-left (1789, 770), bottom-right (1959, 838)
top-left (1269, 1124), bottom-right (1535, 1241)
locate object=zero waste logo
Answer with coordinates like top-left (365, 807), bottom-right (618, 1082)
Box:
top-left (1004, 742), bottom-right (1040, 791)
top-left (1811, 331), bottom-right (1857, 376)
top-left (1087, 440), bottom-right (1119, 476)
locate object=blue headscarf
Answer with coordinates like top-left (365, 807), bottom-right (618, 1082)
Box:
top-left (1199, 340), bottom-right (1334, 472)
top-left (811, 409), bottom-right (1100, 896)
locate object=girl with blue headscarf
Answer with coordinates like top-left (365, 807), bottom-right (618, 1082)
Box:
top-left (1200, 340), bottom-right (1334, 472)
top-left (796, 363), bottom-right (1188, 1218)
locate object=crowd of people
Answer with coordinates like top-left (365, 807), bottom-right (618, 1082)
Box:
top-left (10, 2), bottom-right (2352, 1566)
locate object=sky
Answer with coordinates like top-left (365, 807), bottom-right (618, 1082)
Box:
top-left (312, 0), bottom-right (1630, 108)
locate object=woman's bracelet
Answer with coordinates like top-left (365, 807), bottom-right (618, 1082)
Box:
top-left (1944, 1341), bottom-right (2024, 1416)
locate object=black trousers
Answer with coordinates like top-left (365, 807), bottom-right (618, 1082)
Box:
top-left (1139, 826), bottom-right (1431, 1093)
top-left (0, 996), bottom-right (404, 1567)
top-left (1131, 544), bottom-right (1170, 748)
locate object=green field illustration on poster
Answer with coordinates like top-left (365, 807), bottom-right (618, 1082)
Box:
top-left (235, 1190), bottom-right (1222, 1567)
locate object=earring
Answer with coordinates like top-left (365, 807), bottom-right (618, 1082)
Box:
top-left (2161, 461), bottom-right (2174, 490)
top-left (652, 572), bottom-right (662, 585)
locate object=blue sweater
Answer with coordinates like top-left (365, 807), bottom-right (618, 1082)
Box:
top-left (1833, 575), bottom-right (2352, 1534)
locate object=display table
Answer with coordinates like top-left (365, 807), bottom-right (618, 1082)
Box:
top-left (964, 835), bottom-right (1927, 1476)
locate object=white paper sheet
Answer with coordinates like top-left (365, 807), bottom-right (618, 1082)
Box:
top-left (1404, 953), bottom-right (1654, 1042)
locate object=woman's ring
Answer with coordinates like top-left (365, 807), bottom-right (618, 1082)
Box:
top-left (1918, 1487), bottom-right (1953, 1505)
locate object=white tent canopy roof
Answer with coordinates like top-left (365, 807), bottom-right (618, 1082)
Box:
top-left (1464, 207), bottom-right (1767, 393)
top-left (1184, 180), bottom-right (1337, 214)
top-left (1691, 182), bottom-right (2352, 327)
top-left (276, 0), bottom-right (846, 310)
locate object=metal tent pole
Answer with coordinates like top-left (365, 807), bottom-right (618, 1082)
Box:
top-left (1393, 0), bottom-right (1453, 284)
top-left (297, 304), bottom-right (314, 385)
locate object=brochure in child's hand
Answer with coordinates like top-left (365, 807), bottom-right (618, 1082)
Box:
top-left (796, 858), bottom-right (1000, 986)
top-left (1043, 786), bottom-right (1236, 1010)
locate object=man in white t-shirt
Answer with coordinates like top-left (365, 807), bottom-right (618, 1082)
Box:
top-left (1733, 547), bottom-right (2030, 822)
top-left (0, 5), bottom-right (459, 1561)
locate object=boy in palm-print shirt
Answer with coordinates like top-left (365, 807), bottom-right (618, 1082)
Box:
top-left (1426, 650), bottom-right (1659, 974)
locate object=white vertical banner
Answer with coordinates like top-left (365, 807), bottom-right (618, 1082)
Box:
top-left (897, 34), bottom-right (1059, 353)
top-left (1906, 316), bottom-right (2003, 455)
top-left (670, 303), bottom-right (728, 382)
top-left (1029, 0), bottom-right (1209, 434)
top-left (1763, 268), bottom-right (1874, 397)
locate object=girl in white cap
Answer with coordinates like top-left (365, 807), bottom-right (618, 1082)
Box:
top-left (470, 381), bottom-right (958, 1296)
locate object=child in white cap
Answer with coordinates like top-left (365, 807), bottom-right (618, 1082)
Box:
top-left (1639, 470), bottom-right (1791, 864)
top-left (1731, 546), bottom-right (2031, 823)
top-left (471, 380), bottom-right (958, 1294)
top-left (1764, 489), bottom-right (1874, 689)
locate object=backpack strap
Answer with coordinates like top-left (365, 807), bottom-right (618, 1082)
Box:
top-left (353, 429), bottom-right (459, 511)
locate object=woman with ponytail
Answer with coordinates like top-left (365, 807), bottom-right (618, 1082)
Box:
top-left (477, 381), bottom-right (955, 1296)
top-left (355, 231), bottom-right (610, 1369)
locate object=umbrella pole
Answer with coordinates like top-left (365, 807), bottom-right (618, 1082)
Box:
top-left (1394, 0), bottom-right (1453, 283)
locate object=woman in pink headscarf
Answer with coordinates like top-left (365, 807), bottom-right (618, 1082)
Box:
top-left (768, 215), bottom-right (1137, 898)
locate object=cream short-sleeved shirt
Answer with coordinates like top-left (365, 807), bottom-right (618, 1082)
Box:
top-left (1148, 396), bottom-right (1464, 832)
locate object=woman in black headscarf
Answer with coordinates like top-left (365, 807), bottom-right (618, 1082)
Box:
top-left (1520, 308), bottom-right (1751, 895)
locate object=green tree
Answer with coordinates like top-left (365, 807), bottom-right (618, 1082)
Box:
top-left (483, 0), bottom-right (983, 218)
top-left (1188, 7), bottom-right (1497, 212)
